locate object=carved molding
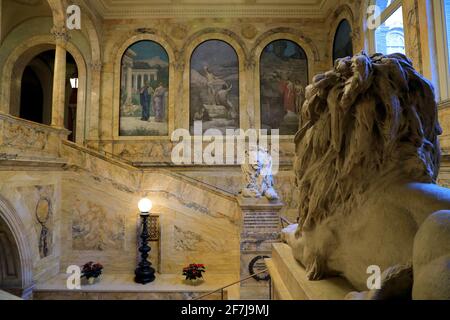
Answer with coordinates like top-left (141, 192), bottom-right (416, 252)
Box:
top-left (50, 26), bottom-right (70, 44)
top-left (10, 0), bottom-right (42, 5)
top-left (90, 61), bottom-right (103, 72)
top-left (89, 0), bottom-right (334, 19)
top-left (0, 113), bottom-right (68, 161)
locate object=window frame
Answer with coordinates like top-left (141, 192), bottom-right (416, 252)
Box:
top-left (433, 0), bottom-right (450, 101)
top-left (368, 0), bottom-right (403, 54)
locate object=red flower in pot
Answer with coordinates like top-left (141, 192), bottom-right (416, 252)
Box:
top-left (182, 263), bottom-right (206, 281)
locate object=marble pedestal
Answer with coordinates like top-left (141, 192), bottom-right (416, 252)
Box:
top-left (237, 196), bottom-right (283, 300)
top-left (266, 243), bottom-right (355, 300)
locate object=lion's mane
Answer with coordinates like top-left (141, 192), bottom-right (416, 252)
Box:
top-left (294, 52), bottom-right (442, 231)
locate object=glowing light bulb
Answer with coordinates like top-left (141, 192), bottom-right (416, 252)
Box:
top-left (138, 198), bottom-right (153, 214)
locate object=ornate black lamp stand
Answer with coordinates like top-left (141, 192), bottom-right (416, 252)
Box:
top-left (135, 213), bottom-right (156, 284)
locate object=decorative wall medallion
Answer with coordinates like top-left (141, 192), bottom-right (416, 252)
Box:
top-left (35, 197), bottom-right (51, 258)
top-left (241, 24), bottom-right (257, 39)
top-left (248, 255), bottom-right (270, 281)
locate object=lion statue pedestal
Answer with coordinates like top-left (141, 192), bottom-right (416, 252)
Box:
top-left (280, 52), bottom-right (450, 300)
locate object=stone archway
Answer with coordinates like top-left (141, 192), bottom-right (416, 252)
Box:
top-left (1, 35), bottom-right (88, 144)
top-left (0, 196), bottom-right (33, 299)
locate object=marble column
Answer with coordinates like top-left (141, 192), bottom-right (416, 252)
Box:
top-left (402, 0), bottom-right (423, 74)
top-left (88, 61), bottom-right (102, 146)
top-left (126, 64), bottom-right (132, 104)
top-left (237, 196), bottom-right (283, 300)
top-left (51, 26), bottom-right (69, 128)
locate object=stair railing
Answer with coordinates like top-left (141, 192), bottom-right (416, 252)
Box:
top-left (192, 268), bottom-right (271, 300)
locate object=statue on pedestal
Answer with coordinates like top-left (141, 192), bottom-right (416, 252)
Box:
top-left (283, 52), bottom-right (450, 299)
top-left (240, 145), bottom-right (279, 201)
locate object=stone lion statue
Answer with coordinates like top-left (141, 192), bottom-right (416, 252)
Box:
top-left (241, 145), bottom-right (279, 201)
top-left (283, 52), bottom-right (450, 299)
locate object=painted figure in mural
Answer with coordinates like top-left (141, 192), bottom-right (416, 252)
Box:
top-left (204, 66), bottom-right (219, 105)
top-left (140, 80), bottom-right (154, 121)
top-left (280, 76), bottom-right (296, 113)
top-left (153, 82), bottom-right (166, 122)
top-left (215, 83), bottom-right (234, 118)
top-left (294, 80), bottom-right (305, 114)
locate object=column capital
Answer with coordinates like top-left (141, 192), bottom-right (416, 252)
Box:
top-left (51, 26), bottom-right (70, 44)
top-left (90, 61), bottom-right (103, 72)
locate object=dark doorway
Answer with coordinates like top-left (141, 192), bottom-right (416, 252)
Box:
top-left (66, 53), bottom-right (78, 142)
top-left (19, 66), bottom-right (44, 123)
top-left (19, 50), bottom-right (55, 126)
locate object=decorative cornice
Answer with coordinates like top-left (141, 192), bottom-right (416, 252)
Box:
top-left (89, 0), bottom-right (337, 19)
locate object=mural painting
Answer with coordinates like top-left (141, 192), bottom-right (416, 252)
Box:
top-left (260, 40), bottom-right (308, 135)
top-left (120, 41), bottom-right (169, 136)
top-left (190, 40), bottom-right (240, 134)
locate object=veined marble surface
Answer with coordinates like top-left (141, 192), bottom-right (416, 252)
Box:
top-left (34, 273), bottom-right (239, 300)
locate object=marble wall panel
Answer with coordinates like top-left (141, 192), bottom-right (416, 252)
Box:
top-left (0, 171), bottom-right (62, 284)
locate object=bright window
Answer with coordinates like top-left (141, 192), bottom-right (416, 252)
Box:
top-left (372, 0), bottom-right (405, 55)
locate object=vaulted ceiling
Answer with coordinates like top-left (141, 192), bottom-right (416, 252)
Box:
top-left (88, 0), bottom-right (340, 19)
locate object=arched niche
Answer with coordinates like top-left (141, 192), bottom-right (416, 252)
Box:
top-left (112, 34), bottom-right (175, 140)
top-left (0, 196), bottom-right (33, 299)
top-left (333, 19), bottom-right (354, 62)
top-left (189, 39), bottom-right (240, 134)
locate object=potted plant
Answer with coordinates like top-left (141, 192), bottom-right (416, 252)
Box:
top-left (182, 264), bottom-right (206, 285)
top-left (81, 262), bottom-right (103, 285)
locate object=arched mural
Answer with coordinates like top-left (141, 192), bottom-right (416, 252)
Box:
top-left (119, 40), bottom-right (169, 136)
top-left (333, 19), bottom-right (353, 61)
top-left (260, 40), bottom-right (308, 135)
top-left (190, 40), bottom-right (240, 134)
